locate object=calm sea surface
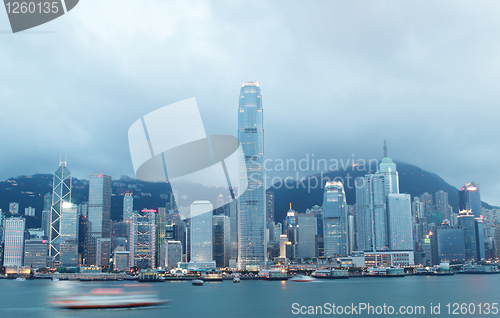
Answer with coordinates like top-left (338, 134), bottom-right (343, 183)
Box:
top-left (1, 275), bottom-right (499, 318)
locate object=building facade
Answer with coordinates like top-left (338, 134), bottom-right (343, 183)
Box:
top-left (190, 201), bottom-right (213, 263)
top-left (323, 181), bottom-right (349, 257)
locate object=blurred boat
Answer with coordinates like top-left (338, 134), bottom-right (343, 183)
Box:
top-left (49, 288), bottom-right (169, 309)
top-left (233, 277), bottom-right (241, 283)
top-left (192, 279), bottom-right (204, 286)
top-left (290, 275), bottom-right (315, 282)
top-left (15, 277), bottom-right (26, 281)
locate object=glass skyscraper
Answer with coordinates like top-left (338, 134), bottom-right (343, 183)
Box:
top-left (3, 217), bottom-right (25, 267)
top-left (459, 182), bottom-right (482, 218)
top-left (387, 194), bottom-right (413, 251)
top-left (60, 202), bottom-right (79, 266)
top-left (87, 174), bottom-right (112, 265)
top-left (123, 193), bottom-right (134, 221)
top-left (50, 162), bottom-right (72, 263)
top-left (458, 210), bottom-right (477, 262)
top-left (190, 201), bottom-right (213, 263)
top-left (237, 81), bottom-right (266, 270)
top-left (322, 181), bottom-right (348, 257)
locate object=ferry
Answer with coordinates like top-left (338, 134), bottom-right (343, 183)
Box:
top-left (192, 279), bottom-right (204, 286)
top-left (290, 275), bottom-right (315, 282)
top-left (203, 270), bottom-right (223, 282)
top-left (258, 269), bottom-right (288, 280)
top-left (49, 288), bottom-right (169, 309)
top-left (233, 277), bottom-right (241, 283)
top-left (367, 267), bottom-right (405, 277)
top-left (312, 269), bottom-right (349, 279)
top-left (15, 277), bottom-right (26, 281)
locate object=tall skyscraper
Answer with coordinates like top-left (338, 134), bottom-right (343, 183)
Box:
top-left (228, 199), bottom-right (238, 265)
top-left (420, 192), bottom-right (433, 219)
top-left (24, 229), bottom-right (48, 269)
top-left (458, 210), bottom-right (478, 262)
top-left (387, 194), bottom-right (413, 251)
top-left (3, 217), bottom-right (25, 267)
top-left (297, 214), bottom-right (316, 258)
top-left (436, 224), bottom-right (466, 263)
top-left (435, 190), bottom-right (450, 222)
top-left (379, 141), bottom-right (399, 194)
top-left (213, 214), bottom-right (230, 268)
top-left (459, 183), bottom-right (482, 218)
top-left (129, 210), bottom-right (156, 269)
top-left (123, 193), bottom-right (134, 221)
top-left (266, 190), bottom-right (275, 223)
top-left (87, 174), bottom-right (112, 265)
top-left (237, 81), bottom-right (266, 270)
top-left (59, 202), bottom-right (79, 266)
top-left (49, 161), bottom-right (72, 263)
top-left (190, 201), bottom-right (213, 263)
top-left (323, 181), bottom-right (349, 257)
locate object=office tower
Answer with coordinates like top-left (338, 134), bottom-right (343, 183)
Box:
top-left (129, 210), bottom-right (156, 269)
top-left (238, 81), bottom-right (266, 270)
top-left (3, 217), bottom-right (25, 266)
top-left (379, 141), bottom-right (399, 194)
top-left (459, 183), bottom-right (482, 218)
top-left (41, 210), bottom-right (50, 237)
top-left (111, 221), bottom-right (129, 252)
top-left (24, 207), bottom-right (35, 217)
top-left (173, 219), bottom-right (187, 261)
top-left (24, 228), bottom-right (48, 269)
top-left (123, 193), bottom-right (133, 221)
top-left (348, 214), bottom-right (355, 253)
top-left (458, 210), bottom-right (477, 262)
top-left (495, 227), bottom-right (500, 259)
top-left (216, 194), bottom-right (225, 210)
top-left (78, 201), bottom-right (88, 217)
top-left (323, 181), bottom-right (349, 257)
top-left (412, 197), bottom-right (424, 218)
top-left (279, 234), bottom-right (288, 258)
top-left (436, 225), bottom-right (466, 263)
top-left (420, 192), bottom-right (433, 219)
top-left (266, 190), bottom-right (275, 223)
top-left (96, 238), bottom-right (111, 267)
top-left (87, 174), bottom-right (112, 265)
top-left (161, 241), bottom-right (182, 269)
top-left (435, 191), bottom-right (450, 222)
top-left (387, 194), bottom-right (413, 251)
top-left (475, 217), bottom-right (485, 261)
top-left (157, 207), bottom-right (167, 265)
top-left (78, 216), bottom-right (89, 265)
top-left (356, 173), bottom-right (388, 252)
top-left (190, 201), bottom-right (213, 263)
top-left (43, 193), bottom-right (52, 211)
top-left (297, 214), bottom-right (316, 258)
top-left (213, 215), bottom-right (230, 268)
top-left (228, 200), bottom-right (238, 264)
top-left (49, 161), bottom-right (72, 263)
top-left (285, 205), bottom-right (298, 258)
top-left (9, 202), bottom-right (19, 215)
top-left (59, 202), bottom-right (79, 266)
top-left (113, 246), bottom-right (130, 272)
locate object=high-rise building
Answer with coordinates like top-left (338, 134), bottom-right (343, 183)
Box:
top-left (9, 202), bottom-right (19, 215)
top-left (238, 81), bottom-right (266, 270)
top-left (87, 174), bottom-right (112, 265)
top-left (24, 207), bottom-right (35, 217)
top-left (323, 181), bottom-right (348, 257)
top-left (387, 194), bottom-right (413, 251)
top-left (129, 210), bottom-right (156, 269)
top-left (495, 226), bottom-right (500, 259)
top-left (111, 221), bottom-right (129, 252)
top-left (213, 215), bottom-right (230, 268)
top-left (379, 141), bottom-right (399, 194)
top-left (3, 217), bottom-right (25, 267)
top-left (475, 217), bottom-right (485, 261)
top-left (49, 161), bottom-right (72, 263)
top-left (59, 202), bottom-right (79, 266)
top-left (266, 190), bottom-right (275, 223)
top-left (24, 229), bottom-right (48, 269)
top-left (157, 207), bottom-right (167, 265)
top-left (435, 191), bottom-right (450, 222)
top-left (412, 197), bottom-right (424, 218)
top-left (41, 210), bottom-right (50, 237)
top-left (420, 192), bottom-right (433, 219)
top-left (458, 210), bottom-right (477, 262)
top-left (161, 240), bottom-right (182, 269)
top-left (228, 199), bottom-right (238, 265)
top-left (123, 193), bottom-right (134, 221)
top-left (436, 225), bottom-right (466, 263)
top-left (113, 246), bottom-right (130, 272)
top-left (297, 214), bottom-right (316, 258)
top-left (43, 193), bottom-right (52, 211)
top-left (96, 238), bottom-right (111, 267)
top-left (459, 183), bottom-right (482, 218)
top-left (190, 201), bottom-right (213, 263)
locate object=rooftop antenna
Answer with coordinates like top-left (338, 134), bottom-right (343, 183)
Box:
top-left (383, 140), bottom-right (387, 158)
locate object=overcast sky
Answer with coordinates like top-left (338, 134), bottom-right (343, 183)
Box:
top-left (1, 1), bottom-right (500, 205)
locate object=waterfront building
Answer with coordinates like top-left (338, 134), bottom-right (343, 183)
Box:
top-left (113, 246), bottom-right (130, 272)
top-left (458, 210), bottom-right (478, 262)
top-left (459, 182), bottom-right (482, 218)
top-left (129, 210), bottom-right (156, 269)
top-left (49, 161), bottom-right (72, 263)
top-left (123, 193), bottom-right (134, 221)
top-left (387, 194), bottom-right (413, 251)
top-left (436, 224), bottom-right (466, 263)
top-left (190, 201), bottom-right (213, 263)
top-left (213, 215), bottom-right (230, 268)
top-left (87, 174), bottom-right (112, 265)
top-left (60, 202), bottom-right (79, 266)
top-left (161, 240), bottom-right (182, 269)
top-left (297, 214), bottom-right (316, 258)
top-left (364, 251), bottom-right (414, 267)
top-left (3, 217), bottom-right (25, 266)
top-left (238, 81), bottom-right (266, 270)
top-left (323, 181), bottom-right (349, 257)
top-left (24, 229), bottom-right (48, 269)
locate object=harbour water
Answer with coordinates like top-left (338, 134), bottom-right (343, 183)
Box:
top-left (1, 274), bottom-right (499, 317)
